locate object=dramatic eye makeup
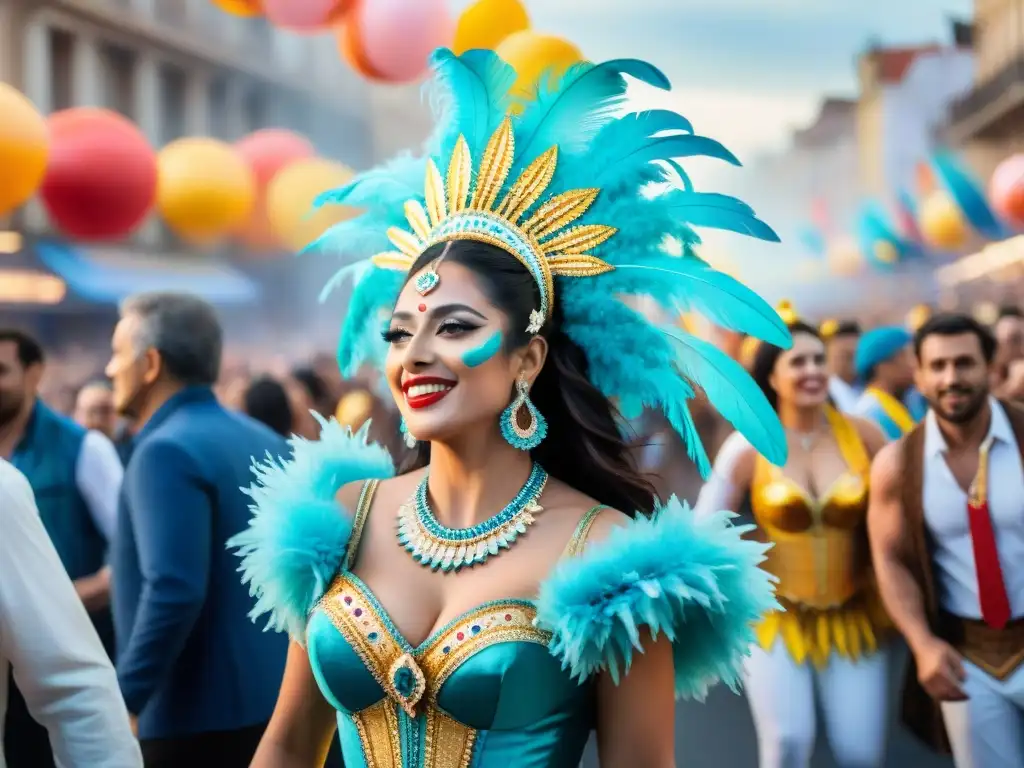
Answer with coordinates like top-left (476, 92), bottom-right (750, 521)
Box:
top-left (382, 326), bottom-right (411, 343)
top-left (384, 303), bottom-right (489, 345)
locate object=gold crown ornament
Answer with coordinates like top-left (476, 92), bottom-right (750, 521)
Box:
top-left (775, 299), bottom-right (799, 326)
top-left (368, 117), bottom-right (617, 335)
top-left (819, 318), bottom-right (839, 340)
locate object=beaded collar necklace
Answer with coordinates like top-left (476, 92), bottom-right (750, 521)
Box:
top-left (397, 464), bottom-right (547, 571)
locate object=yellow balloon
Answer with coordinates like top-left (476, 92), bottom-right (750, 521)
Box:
top-left (0, 84), bottom-right (49, 216)
top-left (495, 31), bottom-right (583, 100)
top-left (266, 158), bottom-right (357, 252)
top-left (335, 390), bottom-right (374, 429)
top-left (919, 190), bottom-right (968, 249)
top-left (453, 0), bottom-right (530, 54)
top-left (211, 0), bottom-right (263, 17)
top-left (157, 138), bottom-right (256, 244)
top-left (906, 304), bottom-right (931, 332)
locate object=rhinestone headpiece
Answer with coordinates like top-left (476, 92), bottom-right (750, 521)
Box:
top-left (368, 117), bottom-right (617, 334)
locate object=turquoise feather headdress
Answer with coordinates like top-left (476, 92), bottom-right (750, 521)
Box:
top-left (313, 48), bottom-right (791, 475)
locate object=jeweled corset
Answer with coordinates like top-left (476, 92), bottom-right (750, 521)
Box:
top-left (307, 573), bottom-right (594, 768)
top-left (303, 479), bottom-right (602, 768)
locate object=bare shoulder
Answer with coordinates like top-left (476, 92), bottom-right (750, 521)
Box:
top-left (334, 481), bottom-right (364, 513)
top-left (848, 415), bottom-right (887, 458)
top-left (715, 431), bottom-right (758, 487)
top-left (580, 507), bottom-right (632, 546)
top-left (333, 470), bottom-right (423, 512)
top-left (537, 475), bottom-right (632, 546)
top-left (869, 440), bottom-right (903, 491)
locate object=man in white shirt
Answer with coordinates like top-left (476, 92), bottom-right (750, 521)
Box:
top-left (0, 329), bottom-right (123, 766)
top-left (868, 313), bottom-right (1024, 767)
top-left (0, 458), bottom-right (141, 768)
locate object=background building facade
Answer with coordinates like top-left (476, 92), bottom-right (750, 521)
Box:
top-left (946, 0), bottom-right (1024, 178)
top-left (857, 43), bottom-right (974, 200)
top-left (0, 0), bottom-right (374, 248)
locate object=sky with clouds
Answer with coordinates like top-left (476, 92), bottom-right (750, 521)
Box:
top-left (445, 0), bottom-right (975, 289)
top-left (452, 0), bottom-right (972, 161)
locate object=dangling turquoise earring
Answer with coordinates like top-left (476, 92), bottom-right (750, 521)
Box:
top-left (501, 376), bottom-right (547, 450)
top-left (400, 417), bottom-right (417, 449)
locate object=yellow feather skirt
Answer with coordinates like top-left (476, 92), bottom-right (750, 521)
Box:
top-left (756, 589), bottom-right (892, 667)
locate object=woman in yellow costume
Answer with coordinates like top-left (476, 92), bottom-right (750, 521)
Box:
top-left (695, 304), bottom-right (891, 768)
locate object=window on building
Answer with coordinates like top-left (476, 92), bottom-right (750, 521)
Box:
top-left (100, 44), bottom-right (137, 119)
top-left (156, 0), bottom-right (188, 27)
top-left (243, 17), bottom-right (275, 57)
top-left (158, 63), bottom-right (188, 145)
top-left (242, 87), bottom-right (268, 133)
top-left (48, 28), bottom-right (73, 111)
top-left (208, 76), bottom-right (231, 139)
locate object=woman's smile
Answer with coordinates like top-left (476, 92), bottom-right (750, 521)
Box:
top-left (402, 375), bottom-right (457, 409)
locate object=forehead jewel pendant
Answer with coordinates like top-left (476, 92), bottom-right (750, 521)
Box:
top-left (414, 258), bottom-right (442, 296)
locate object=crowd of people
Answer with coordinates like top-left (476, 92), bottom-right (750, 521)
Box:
top-left (2, 294), bottom-right (1021, 768)
top-left (1, 42), bottom-right (1022, 768)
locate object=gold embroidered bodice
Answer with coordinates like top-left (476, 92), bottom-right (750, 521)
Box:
top-left (305, 480), bottom-right (606, 767)
top-left (751, 406), bottom-right (871, 609)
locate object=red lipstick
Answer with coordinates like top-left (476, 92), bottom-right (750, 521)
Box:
top-left (402, 376), bottom-right (456, 410)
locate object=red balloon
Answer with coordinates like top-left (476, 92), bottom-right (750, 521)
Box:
top-left (41, 108), bottom-right (157, 240)
top-left (234, 129), bottom-right (315, 250)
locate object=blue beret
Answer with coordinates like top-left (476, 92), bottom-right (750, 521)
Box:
top-left (855, 326), bottom-right (912, 380)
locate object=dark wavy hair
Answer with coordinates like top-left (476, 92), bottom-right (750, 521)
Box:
top-left (398, 240), bottom-right (657, 516)
top-left (750, 321), bottom-right (823, 412)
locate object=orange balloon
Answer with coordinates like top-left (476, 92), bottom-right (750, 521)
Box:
top-left (495, 31), bottom-right (583, 100)
top-left (211, 0), bottom-right (263, 16)
top-left (0, 84), bottom-right (49, 216)
top-left (989, 154), bottom-right (1024, 227)
top-left (336, 0), bottom-right (385, 79)
top-left (234, 129), bottom-right (315, 251)
top-left (266, 158), bottom-right (357, 252)
top-left (453, 0), bottom-right (529, 54)
top-left (157, 138), bottom-right (256, 245)
top-left (919, 190), bottom-right (968, 249)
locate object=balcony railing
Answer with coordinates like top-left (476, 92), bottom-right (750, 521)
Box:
top-left (948, 53), bottom-right (1024, 132)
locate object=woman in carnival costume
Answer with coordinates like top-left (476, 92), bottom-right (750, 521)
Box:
top-left (696, 303), bottom-right (893, 768)
top-left (231, 47), bottom-right (791, 768)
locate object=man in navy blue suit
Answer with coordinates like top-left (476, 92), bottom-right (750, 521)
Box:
top-left (106, 292), bottom-right (288, 767)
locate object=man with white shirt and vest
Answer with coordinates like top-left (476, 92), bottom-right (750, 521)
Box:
top-left (868, 313), bottom-right (1024, 768)
top-left (0, 328), bottom-right (124, 768)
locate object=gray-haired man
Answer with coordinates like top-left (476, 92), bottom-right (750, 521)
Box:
top-left (106, 292), bottom-right (288, 767)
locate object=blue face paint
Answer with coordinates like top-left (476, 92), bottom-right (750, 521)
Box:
top-left (461, 331), bottom-right (502, 368)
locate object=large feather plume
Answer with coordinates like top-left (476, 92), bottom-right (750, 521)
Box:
top-left (311, 47), bottom-right (790, 473)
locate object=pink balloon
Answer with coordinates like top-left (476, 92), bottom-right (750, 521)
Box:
top-left (264, 0), bottom-right (352, 32)
top-left (357, 0), bottom-right (454, 83)
top-left (989, 153), bottom-right (1024, 227)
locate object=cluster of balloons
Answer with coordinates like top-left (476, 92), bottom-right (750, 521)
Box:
top-left (0, 83), bottom-right (356, 250)
top-left (917, 153), bottom-right (1023, 250)
top-left (211, 0), bottom-right (584, 93)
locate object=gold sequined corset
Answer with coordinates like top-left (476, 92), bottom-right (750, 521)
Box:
top-left (751, 406), bottom-right (871, 610)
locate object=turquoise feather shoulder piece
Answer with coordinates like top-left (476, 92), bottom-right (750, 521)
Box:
top-left (535, 498), bottom-right (777, 700)
top-left (227, 418), bottom-right (395, 642)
